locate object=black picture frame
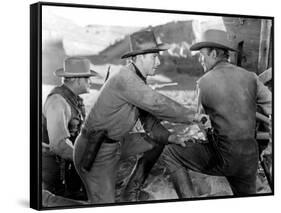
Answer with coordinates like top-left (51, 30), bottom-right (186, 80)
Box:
top-left (30, 1), bottom-right (274, 210)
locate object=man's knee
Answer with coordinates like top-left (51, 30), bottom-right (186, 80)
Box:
top-left (227, 175), bottom-right (257, 196)
top-left (161, 145), bottom-right (181, 172)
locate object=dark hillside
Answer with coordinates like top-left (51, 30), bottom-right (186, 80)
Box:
top-left (87, 20), bottom-right (204, 77)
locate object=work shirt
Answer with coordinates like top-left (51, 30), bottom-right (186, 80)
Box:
top-left (43, 85), bottom-right (85, 159)
top-left (197, 61), bottom-right (272, 142)
top-left (83, 63), bottom-right (195, 141)
top-left (43, 94), bottom-right (72, 148)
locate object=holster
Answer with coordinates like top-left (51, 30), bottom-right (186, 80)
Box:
top-left (206, 128), bottom-right (224, 168)
top-left (80, 129), bottom-right (107, 172)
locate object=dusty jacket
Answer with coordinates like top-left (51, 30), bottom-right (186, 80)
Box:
top-left (198, 61), bottom-right (272, 142)
top-left (84, 63), bottom-right (195, 140)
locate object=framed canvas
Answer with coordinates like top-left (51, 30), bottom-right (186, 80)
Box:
top-left (30, 1), bottom-right (274, 210)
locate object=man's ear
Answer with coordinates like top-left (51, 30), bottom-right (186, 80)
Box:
top-left (210, 49), bottom-right (217, 58)
top-left (140, 54), bottom-right (147, 60)
top-left (76, 78), bottom-right (82, 86)
top-left (134, 54), bottom-right (140, 61)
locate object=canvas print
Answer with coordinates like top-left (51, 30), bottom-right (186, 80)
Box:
top-left (30, 2), bottom-right (273, 210)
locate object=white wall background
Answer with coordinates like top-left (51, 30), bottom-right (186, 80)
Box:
top-left (0, 0), bottom-right (279, 212)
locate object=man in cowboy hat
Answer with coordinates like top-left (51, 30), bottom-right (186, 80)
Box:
top-left (42, 57), bottom-right (98, 206)
top-left (162, 29), bottom-right (272, 197)
top-left (73, 30), bottom-right (207, 204)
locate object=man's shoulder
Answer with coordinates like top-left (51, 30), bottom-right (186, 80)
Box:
top-left (109, 65), bottom-right (139, 84)
top-left (47, 93), bottom-right (67, 103)
top-left (44, 94), bottom-right (70, 112)
top-left (109, 65), bottom-right (131, 79)
top-left (101, 65), bottom-right (131, 93)
top-left (197, 71), bottom-right (213, 86)
top-left (118, 65), bottom-right (135, 77)
top-left (224, 63), bottom-right (257, 79)
top-left (214, 61), bottom-right (251, 73)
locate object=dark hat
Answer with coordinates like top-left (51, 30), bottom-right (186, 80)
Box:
top-left (190, 29), bottom-right (237, 52)
top-left (54, 57), bottom-right (98, 77)
top-left (121, 30), bottom-right (170, 59)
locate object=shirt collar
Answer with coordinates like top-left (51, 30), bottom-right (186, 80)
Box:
top-left (129, 63), bottom-right (147, 84)
top-left (211, 59), bottom-right (229, 70)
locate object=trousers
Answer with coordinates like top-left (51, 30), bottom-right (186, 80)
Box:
top-left (42, 149), bottom-right (86, 200)
top-left (162, 137), bottom-right (259, 196)
top-left (73, 132), bottom-right (156, 204)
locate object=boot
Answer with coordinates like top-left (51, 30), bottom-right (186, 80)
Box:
top-left (170, 168), bottom-right (195, 198)
top-left (121, 144), bottom-right (164, 202)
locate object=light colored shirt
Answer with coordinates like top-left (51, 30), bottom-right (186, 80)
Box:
top-left (84, 64), bottom-right (196, 141)
top-left (43, 94), bottom-right (73, 159)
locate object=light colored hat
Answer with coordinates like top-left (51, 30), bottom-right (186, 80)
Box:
top-left (121, 30), bottom-right (170, 59)
top-left (190, 29), bottom-right (237, 52)
top-left (54, 57), bottom-right (98, 77)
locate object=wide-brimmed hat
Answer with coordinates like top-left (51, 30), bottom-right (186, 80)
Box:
top-left (190, 29), bottom-right (237, 52)
top-left (121, 30), bottom-right (170, 59)
top-left (54, 57), bottom-right (98, 77)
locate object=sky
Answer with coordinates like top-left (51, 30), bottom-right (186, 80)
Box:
top-left (44, 5), bottom-right (222, 27)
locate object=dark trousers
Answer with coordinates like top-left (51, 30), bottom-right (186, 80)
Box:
top-left (74, 132), bottom-right (162, 204)
top-left (162, 138), bottom-right (259, 196)
top-left (42, 152), bottom-right (64, 194)
top-left (42, 151), bottom-right (86, 200)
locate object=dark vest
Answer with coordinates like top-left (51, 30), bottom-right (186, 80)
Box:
top-left (42, 85), bottom-right (86, 144)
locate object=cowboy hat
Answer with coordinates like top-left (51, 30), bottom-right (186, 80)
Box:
top-left (121, 30), bottom-right (170, 59)
top-left (54, 57), bottom-right (98, 77)
top-left (190, 29), bottom-right (237, 52)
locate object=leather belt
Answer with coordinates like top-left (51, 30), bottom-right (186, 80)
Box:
top-left (104, 137), bottom-right (118, 144)
top-left (81, 128), bottom-right (118, 144)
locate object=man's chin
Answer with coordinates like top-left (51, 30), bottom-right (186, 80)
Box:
top-left (150, 69), bottom-right (157, 75)
top-left (82, 89), bottom-right (90, 94)
top-left (203, 67), bottom-right (208, 72)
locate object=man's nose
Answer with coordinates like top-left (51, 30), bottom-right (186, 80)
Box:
top-left (199, 55), bottom-right (203, 63)
top-left (155, 56), bottom-right (160, 65)
top-left (88, 78), bottom-right (93, 86)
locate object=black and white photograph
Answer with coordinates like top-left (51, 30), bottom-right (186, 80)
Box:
top-left (30, 1), bottom-right (273, 210)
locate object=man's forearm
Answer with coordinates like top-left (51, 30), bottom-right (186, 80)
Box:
top-left (139, 110), bottom-right (170, 145)
top-left (50, 138), bottom-right (74, 161)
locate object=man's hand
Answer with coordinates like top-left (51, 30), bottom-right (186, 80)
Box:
top-left (50, 138), bottom-right (74, 161)
top-left (195, 113), bottom-right (212, 130)
top-left (168, 134), bottom-right (186, 147)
